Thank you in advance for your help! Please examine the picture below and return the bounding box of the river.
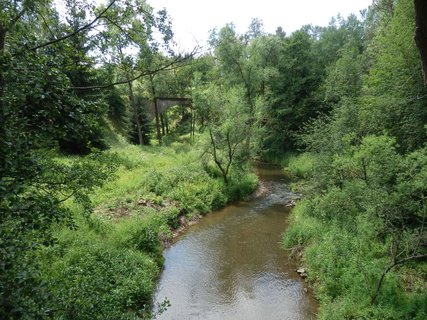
[152,164,317,319]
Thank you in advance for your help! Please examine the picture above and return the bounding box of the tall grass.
[40,133,258,319]
[286,153,314,178]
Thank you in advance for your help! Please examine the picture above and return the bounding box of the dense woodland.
[1,0,426,319]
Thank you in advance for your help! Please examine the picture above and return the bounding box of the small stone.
[137,199,147,205]
[297,267,305,274]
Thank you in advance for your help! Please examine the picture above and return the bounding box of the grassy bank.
[39,135,258,319]
[282,151,427,319]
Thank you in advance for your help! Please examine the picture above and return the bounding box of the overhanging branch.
[13,0,117,56]
[70,51,196,90]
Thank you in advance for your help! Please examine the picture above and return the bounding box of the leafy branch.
[12,0,117,56]
[69,50,197,90]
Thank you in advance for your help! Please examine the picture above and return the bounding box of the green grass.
[261,151,314,179]
[282,180,427,320]
[40,132,258,319]
[286,152,314,178]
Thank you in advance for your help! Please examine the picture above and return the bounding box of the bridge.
[145,97,192,121]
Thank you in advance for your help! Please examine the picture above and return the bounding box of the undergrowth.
[39,133,258,319]
[282,146,427,319]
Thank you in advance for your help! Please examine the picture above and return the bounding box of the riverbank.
[38,137,258,319]
[282,152,427,320]
[153,164,317,319]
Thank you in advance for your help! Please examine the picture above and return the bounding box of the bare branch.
[371,253,427,304]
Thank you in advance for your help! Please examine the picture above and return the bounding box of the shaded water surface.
[153,164,317,319]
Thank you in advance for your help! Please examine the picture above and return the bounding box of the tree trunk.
[0,24,7,170]
[191,107,195,143]
[0,24,6,104]
[415,0,427,85]
[209,128,229,184]
[149,74,162,145]
[153,99,162,144]
[160,113,165,135]
[127,82,143,145]
[165,111,169,134]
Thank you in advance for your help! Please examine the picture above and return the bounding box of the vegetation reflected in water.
[153,165,317,320]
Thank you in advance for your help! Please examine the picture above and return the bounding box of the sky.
[55,0,374,53]
[150,0,373,51]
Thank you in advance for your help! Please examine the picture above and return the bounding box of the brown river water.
[153,164,318,320]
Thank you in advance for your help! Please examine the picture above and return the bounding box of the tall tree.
[361,0,427,151]
[414,0,427,84]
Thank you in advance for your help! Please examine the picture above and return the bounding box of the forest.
[1,0,426,319]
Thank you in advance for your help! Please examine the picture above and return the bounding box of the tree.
[193,81,250,183]
[414,0,427,84]
[261,28,323,152]
[361,0,427,151]
[0,0,168,316]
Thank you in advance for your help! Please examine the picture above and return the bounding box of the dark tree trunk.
[165,111,169,134]
[148,75,161,144]
[415,0,427,85]
[0,24,6,108]
[160,113,165,135]
[127,82,143,145]
[191,107,195,142]
[0,24,7,170]
[154,98,161,144]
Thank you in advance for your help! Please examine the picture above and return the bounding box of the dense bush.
[286,153,314,178]
[30,138,258,320]
[44,241,159,320]
[283,135,427,319]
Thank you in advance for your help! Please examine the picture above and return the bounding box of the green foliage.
[142,161,245,215]
[106,86,128,132]
[113,216,163,257]
[360,0,427,151]
[4,0,427,318]
[323,45,363,107]
[192,71,254,184]
[281,200,321,248]
[287,153,315,178]
[32,135,258,320]
[127,95,152,146]
[285,7,427,303]
[43,226,160,320]
[284,133,427,318]
[0,151,117,318]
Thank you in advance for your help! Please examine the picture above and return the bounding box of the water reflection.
[153,165,317,320]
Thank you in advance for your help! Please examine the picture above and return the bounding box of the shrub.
[282,200,321,248]
[45,243,159,320]
[287,153,315,178]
